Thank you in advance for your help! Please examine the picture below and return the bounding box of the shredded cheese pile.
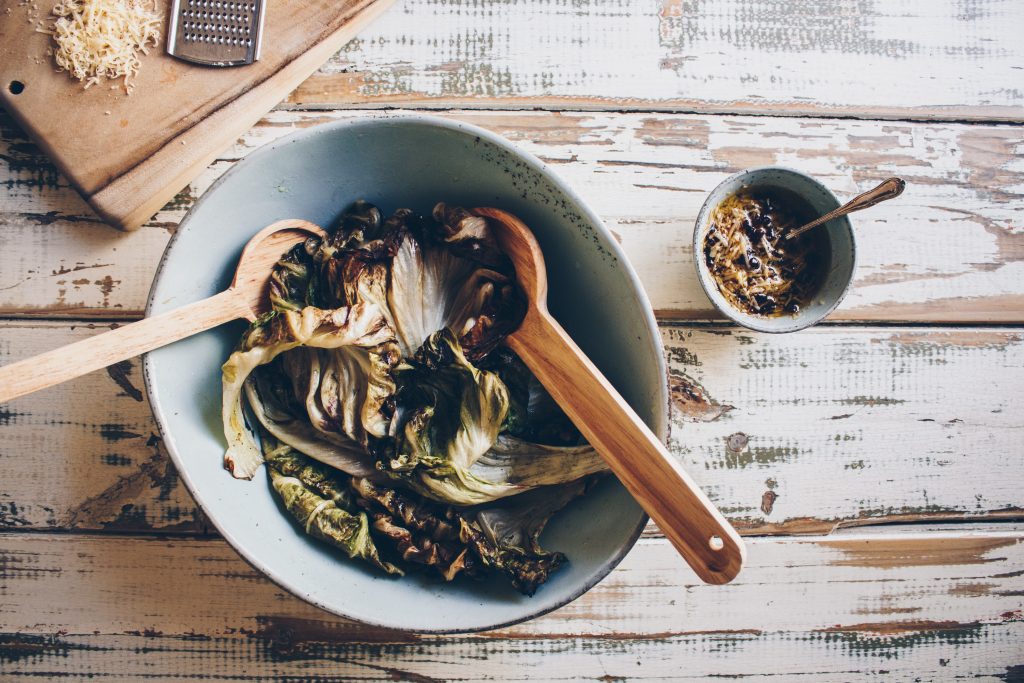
[703,192,825,317]
[46,0,161,94]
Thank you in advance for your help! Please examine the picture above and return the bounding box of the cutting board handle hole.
[8,81,24,95]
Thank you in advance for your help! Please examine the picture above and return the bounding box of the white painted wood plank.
[0,530,1021,680]
[1,322,1020,533]
[3,529,1021,636]
[1,110,1022,322]
[664,326,1024,533]
[287,0,1024,121]
[2,627,1021,682]
[0,323,204,532]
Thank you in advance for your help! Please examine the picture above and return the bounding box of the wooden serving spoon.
[474,208,746,584]
[0,219,325,404]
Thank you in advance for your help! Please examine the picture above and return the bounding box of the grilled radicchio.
[221,202,606,594]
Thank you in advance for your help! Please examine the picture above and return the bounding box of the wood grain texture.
[4,629,1021,681]
[0,0,394,230]
[0,323,203,532]
[664,326,1024,534]
[1,2,1019,677]
[0,529,1021,680]
[2,109,1021,321]
[2,322,1021,535]
[285,0,1024,121]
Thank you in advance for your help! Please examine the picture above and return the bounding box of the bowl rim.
[692,165,857,333]
[142,112,668,633]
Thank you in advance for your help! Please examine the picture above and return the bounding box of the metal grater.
[166,0,266,67]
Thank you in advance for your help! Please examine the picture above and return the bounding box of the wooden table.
[1,1,1022,680]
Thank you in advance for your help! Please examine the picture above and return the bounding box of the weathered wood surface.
[5,629,1021,681]
[2,110,1023,322]
[1,529,1021,680]
[2,321,1021,535]
[284,0,1024,122]
[2,1,1022,676]
[0,322,202,533]
[665,325,1024,534]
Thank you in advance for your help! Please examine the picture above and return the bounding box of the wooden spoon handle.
[0,289,249,404]
[508,309,746,584]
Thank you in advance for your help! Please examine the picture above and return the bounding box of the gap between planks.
[277,98,1024,126]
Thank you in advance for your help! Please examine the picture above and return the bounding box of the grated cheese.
[44,0,161,94]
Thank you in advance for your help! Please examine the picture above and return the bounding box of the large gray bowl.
[144,115,667,633]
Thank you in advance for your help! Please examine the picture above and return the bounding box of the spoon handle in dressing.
[507,309,746,584]
[786,177,905,240]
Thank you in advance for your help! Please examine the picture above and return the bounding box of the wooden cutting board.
[0,0,393,231]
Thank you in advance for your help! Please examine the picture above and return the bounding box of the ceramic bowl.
[693,166,857,333]
[144,114,667,633]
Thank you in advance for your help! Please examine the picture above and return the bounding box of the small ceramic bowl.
[693,167,857,333]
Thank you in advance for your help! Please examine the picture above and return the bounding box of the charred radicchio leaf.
[265,438,400,576]
[224,201,607,595]
[221,303,392,479]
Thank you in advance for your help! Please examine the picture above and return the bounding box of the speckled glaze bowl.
[144,115,667,633]
[693,166,857,333]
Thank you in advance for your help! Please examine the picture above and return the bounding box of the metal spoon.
[0,219,325,403]
[475,207,745,584]
[785,177,905,240]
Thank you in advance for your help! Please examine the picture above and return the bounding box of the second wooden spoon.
[474,207,746,584]
[0,219,325,404]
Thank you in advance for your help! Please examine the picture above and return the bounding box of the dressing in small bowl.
[694,167,857,333]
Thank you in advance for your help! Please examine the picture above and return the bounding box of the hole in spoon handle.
[657,494,745,584]
[508,312,746,584]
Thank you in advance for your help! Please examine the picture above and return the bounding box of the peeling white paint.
[322,0,1024,116]
[1,110,1020,320]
